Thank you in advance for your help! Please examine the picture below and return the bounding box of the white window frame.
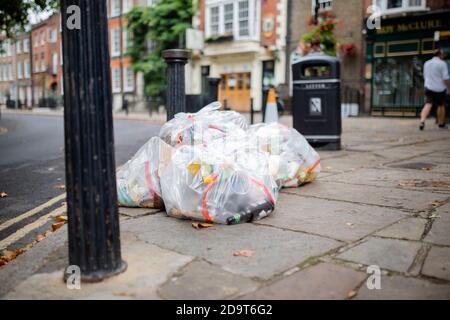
[112,68,121,93]
[111,28,121,57]
[111,0,121,17]
[40,31,45,45]
[123,0,134,13]
[17,61,23,79]
[23,39,30,53]
[48,28,57,43]
[205,0,260,41]
[375,0,427,15]
[123,66,134,92]
[52,53,58,75]
[16,41,22,54]
[24,59,30,78]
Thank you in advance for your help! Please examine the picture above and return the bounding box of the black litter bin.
[292,53,341,150]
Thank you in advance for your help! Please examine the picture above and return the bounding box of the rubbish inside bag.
[116,137,173,209]
[117,102,321,224]
[160,144,278,224]
[247,123,321,188]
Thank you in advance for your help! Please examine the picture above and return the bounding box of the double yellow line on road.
[0,193,66,251]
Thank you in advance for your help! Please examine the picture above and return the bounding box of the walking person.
[420,49,450,130]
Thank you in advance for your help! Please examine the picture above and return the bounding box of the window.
[124,67,134,92]
[111,0,121,17]
[34,55,39,72]
[205,0,259,40]
[224,3,234,34]
[23,39,29,53]
[111,28,121,57]
[1,41,11,56]
[238,1,249,37]
[16,41,22,54]
[48,29,57,43]
[24,59,30,78]
[18,61,23,79]
[123,0,133,13]
[123,30,131,52]
[41,52,46,72]
[52,53,58,75]
[375,0,426,14]
[33,34,38,48]
[209,6,220,36]
[40,31,45,45]
[112,68,121,93]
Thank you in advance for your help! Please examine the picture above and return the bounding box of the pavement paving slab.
[256,193,405,242]
[241,262,367,300]
[422,246,450,281]
[158,260,259,300]
[424,203,450,246]
[355,275,450,300]
[322,167,450,194]
[121,214,342,280]
[375,218,427,241]
[336,237,422,273]
[4,231,194,299]
[283,180,447,213]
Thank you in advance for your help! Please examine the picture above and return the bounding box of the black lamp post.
[61,0,127,282]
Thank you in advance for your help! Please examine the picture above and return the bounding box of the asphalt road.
[0,113,161,250]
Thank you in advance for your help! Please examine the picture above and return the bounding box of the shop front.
[366,10,450,116]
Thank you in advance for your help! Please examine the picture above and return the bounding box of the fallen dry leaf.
[55,215,68,223]
[347,290,357,299]
[53,184,66,190]
[192,222,214,229]
[52,222,65,231]
[233,250,254,257]
[36,234,45,242]
[0,192,8,198]
[431,200,444,208]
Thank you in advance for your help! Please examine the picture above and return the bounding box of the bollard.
[207,77,221,104]
[250,98,254,124]
[61,0,126,282]
[162,49,190,120]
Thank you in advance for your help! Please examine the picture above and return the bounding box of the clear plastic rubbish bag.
[116,137,173,209]
[160,144,278,224]
[159,102,248,147]
[247,123,321,188]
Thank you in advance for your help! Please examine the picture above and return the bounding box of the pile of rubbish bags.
[116,102,321,225]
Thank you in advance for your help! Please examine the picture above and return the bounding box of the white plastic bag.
[159,102,248,147]
[116,137,173,208]
[248,123,321,188]
[160,144,278,224]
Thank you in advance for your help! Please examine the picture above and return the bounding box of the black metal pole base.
[63,261,127,283]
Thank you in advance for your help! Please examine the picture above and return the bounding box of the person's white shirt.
[424,56,450,93]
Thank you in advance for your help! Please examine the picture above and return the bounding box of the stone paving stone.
[241,262,367,300]
[322,167,450,194]
[336,237,421,273]
[422,246,450,281]
[389,159,450,175]
[283,180,448,212]
[373,142,444,162]
[158,260,259,300]
[355,275,450,300]
[256,193,405,242]
[121,215,341,280]
[118,207,162,218]
[425,204,450,246]
[375,218,427,241]
[320,153,387,173]
[4,232,193,299]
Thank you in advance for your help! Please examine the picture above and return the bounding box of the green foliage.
[126,0,194,97]
[300,12,338,56]
[0,0,58,40]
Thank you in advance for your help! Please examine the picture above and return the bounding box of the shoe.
[438,124,448,129]
[419,122,425,131]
